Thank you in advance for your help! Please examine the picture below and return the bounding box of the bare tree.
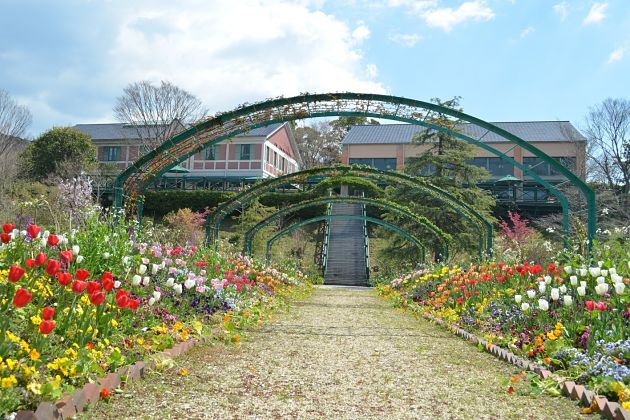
[113,80,207,151]
[294,121,340,169]
[583,98,630,213]
[0,89,32,187]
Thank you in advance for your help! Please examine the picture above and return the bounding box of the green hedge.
[143,190,235,218]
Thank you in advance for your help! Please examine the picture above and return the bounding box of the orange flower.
[100,387,111,399]
[543,357,551,364]
[510,374,520,383]
[507,386,515,394]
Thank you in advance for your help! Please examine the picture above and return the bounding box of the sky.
[1,0,629,137]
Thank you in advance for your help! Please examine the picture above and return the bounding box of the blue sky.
[1,0,628,137]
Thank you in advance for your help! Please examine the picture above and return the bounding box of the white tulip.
[72,245,80,255]
[538,283,547,294]
[148,297,156,306]
[596,276,605,285]
[559,285,567,294]
[564,266,573,275]
[544,275,552,284]
[538,299,549,311]
[76,255,84,264]
[580,281,587,288]
[152,264,159,274]
[153,291,161,301]
[132,275,142,286]
[595,283,609,296]
[551,288,560,301]
[589,267,601,277]
[122,256,130,266]
[614,283,625,295]
[578,268,588,277]
[609,268,617,275]
[601,269,608,277]
[514,295,522,304]
[40,238,47,247]
[521,302,530,311]
[577,286,586,296]
[138,264,147,275]
[114,281,121,288]
[597,261,604,268]
[611,274,623,284]
[570,275,578,286]
[527,289,536,299]
[142,276,150,286]
[184,279,195,289]
[43,230,50,238]
[166,277,175,288]
[173,284,183,294]
[563,295,573,306]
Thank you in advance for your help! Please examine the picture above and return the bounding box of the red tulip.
[2,223,14,234]
[60,250,73,263]
[45,259,61,276]
[0,233,10,243]
[595,302,607,311]
[87,281,101,294]
[128,298,141,310]
[35,253,47,267]
[8,265,26,283]
[103,276,115,292]
[47,234,59,246]
[56,272,73,286]
[116,293,129,309]
[71,280,86,294]
[39,320,55,335]
[585,300,595,311]
[89,291,105,306]
[13,288,32,307]
[456,297,464,304]
[25,259,36,268]
[26,224,41,239]
[42,307,55,320]
[75,269,90,281]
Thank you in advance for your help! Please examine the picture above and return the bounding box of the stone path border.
[14,338,200,420]
[419,311,630,420]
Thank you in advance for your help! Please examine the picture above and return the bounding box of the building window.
[103,146,121,162]
[523,156,575,177]
[204,145,218,160]
[349,158,397,171]
[234,144,251,160]
[266,146,271,163]
[468,157,514,177]
[273,151,278,167]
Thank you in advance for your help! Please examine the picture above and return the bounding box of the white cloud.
[386,0,494,32]
[607,47,624,64]
[520,26,534,38]
[107,0,385,117]
[389,33,422,47]
[553,2,569,21]
[583,2,608,25]
[365,63,378,78]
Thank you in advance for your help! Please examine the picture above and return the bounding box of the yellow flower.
[110,319,118,327]
[180,330,190,340]
[29,349,40,361]
[6,359,18,370]
[1,376,17,389]
[20,340,30,353]
[173,321,183,332]
[31,315,42,326]
[27,382,42,395]
[546,331,557,340]
[179,368,188,376]
[64,348,78,359]
[137,338,145,345]
[6,331,21,343]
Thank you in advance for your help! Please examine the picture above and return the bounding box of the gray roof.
[341,121,586,144]
[73,122,284,141]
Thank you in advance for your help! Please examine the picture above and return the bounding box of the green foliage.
[19,127,97,180]
[143,190,234,218]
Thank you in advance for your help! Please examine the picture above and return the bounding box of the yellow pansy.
[29,349,40,361]
[27,382,42,395]
[6,359,18,370]
[30,315,42,326]
[1,376,17,389]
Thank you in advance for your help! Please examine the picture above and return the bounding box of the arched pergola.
[207,165,491,255]
[264,215,434,264]
[243,195,452,257]
[113,93,595,252]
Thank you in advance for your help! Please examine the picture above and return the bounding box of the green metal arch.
[243,196,452,256]
[264,214,433,264]
[114,92,595,250]
[207,165,491,256]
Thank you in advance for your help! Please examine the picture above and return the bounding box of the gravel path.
[85,287,585,419]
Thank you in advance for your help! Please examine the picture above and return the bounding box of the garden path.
[85,287,585,419]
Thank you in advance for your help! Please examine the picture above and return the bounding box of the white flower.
[614,283,625,295]
[153,291,161,301]
[103,252,111,259]
[142,257,150,265]
[514,295,522,304]
[595,283,609,296]
[611,274,623,284]
[564,266,573,275]
[609,268,617,275]
[596,276,605,285]
[538,299,549,311]
[527,289,536,299]
[122,256,131,266]
[114,281,121,288]
[563,295,573,306]
[184,279,195,289]
[142,276,150,286]
[589,267,601,277]
[138,264,148,275]
[559,285,567,294]
[152,264,159,275]
[148,297,156,306]
[173,284,183,294]
[580,281,587,288]
[546,227,555,233]
[538,283,547,294]
[601,269,608,277]
[601,207,609,215]
[570,276,578,286]
[551,288,560,301]
[40,238,47,247]
[72,245,80,255]
[166,277,175,288]
[544,275,552,284]
[597,261,604,268]
[577,286,586,296]
[578,268,588,277]
[76,255,84,264]
[521,302,530,311]
[132,275,142,286]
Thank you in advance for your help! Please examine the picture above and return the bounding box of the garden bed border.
[420,311,630,420]
[13,338,200,420]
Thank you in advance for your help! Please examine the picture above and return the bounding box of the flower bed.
[378,260,630,412]
[0,213,311,416]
